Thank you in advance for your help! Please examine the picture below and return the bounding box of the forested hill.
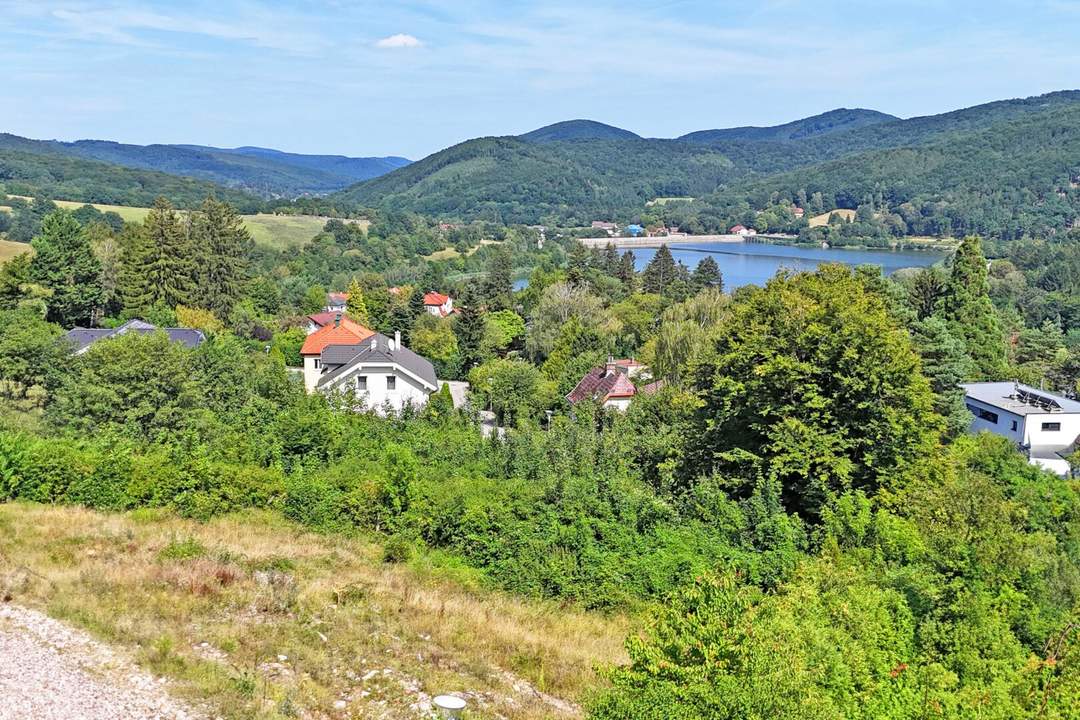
[329,90,1080,230]
[0,146,263,211]
[0,133,410,198]
[677,108,897,144]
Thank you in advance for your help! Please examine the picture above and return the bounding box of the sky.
[3,1,1080,159]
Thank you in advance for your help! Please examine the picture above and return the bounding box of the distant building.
[591,221,618,235]
[567,358,661,412]
[793,207,805,219]
[423,292,455,317]
[730,224,757,237]
[305,311,370,336]
[962,382,1080,476]
[325,292,349,313]
[64,319,205,355]
[625,224,644,237]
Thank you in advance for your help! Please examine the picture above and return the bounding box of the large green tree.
[942,235,1006,378]
[190,196,251,319]
[29,210,104,327]
[121,197,195,314]
[685,265,941,517]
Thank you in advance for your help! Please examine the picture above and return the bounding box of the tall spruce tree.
[691,256,723,292]
[642,244,679,296]
[454,288,487,372]
[941,236,1006,379]
[121,197,195,314]
[191,196,250,320]
[29,209,103,327]
[617,250,637,291]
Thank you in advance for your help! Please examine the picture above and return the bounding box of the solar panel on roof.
[1017,388,1062,411]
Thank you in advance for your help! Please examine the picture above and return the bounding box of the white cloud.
[374,33,423,49]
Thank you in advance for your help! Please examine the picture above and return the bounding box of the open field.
[0,239,31,263]
[6,197,368,250]
[808,208,857,227]
[424,238,502,262]
[645,196,694,206]
[0,502,628,720]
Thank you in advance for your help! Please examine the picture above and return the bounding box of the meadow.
[0,238,31,263]
[0,502,627,720]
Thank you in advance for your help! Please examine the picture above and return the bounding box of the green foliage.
[943,236,1007,378]
[190,196,251,320]
[121,197,195,314]
[685,265,941,517]
[29,210,104,327]
[0,308,66,399]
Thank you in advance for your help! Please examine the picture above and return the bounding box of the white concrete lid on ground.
[433,694,467,717]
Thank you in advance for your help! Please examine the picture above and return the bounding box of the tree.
[481,309,526,356]
[121,197,194,314]
[485,244,514,308]
[29,210,103,327]
[410,313,459,377]
[453,289,487,372]
[685,265,941,517]
[942,236,1006,378]
[906,267,947,320]
[616,250,637,291]
[910,317,973,438]
[691,256,723,292]
[345,278,370,325]
[641,245,688,298]
[190,196,250,319]
[468,358,546,425]
[0,308,66,400]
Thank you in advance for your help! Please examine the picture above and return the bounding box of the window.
[1011,420,1018,431]
[313,359,321,369]
[357,376,367,391]
[966,404,998,424]
[1042,422,1062,432]
[386,375,396,390]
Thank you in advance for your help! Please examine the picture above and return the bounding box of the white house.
[325,292,349,313]
[304,328,439,414]
[729,224,757,237]
[423,292,455,317]
[64,319,205,355]
[962,382,1080,476]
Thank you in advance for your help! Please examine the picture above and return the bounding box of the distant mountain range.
[0,134,410,198]
[327,91,1080,233]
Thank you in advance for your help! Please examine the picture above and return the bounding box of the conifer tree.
[121,197,194,314]
[191,196,250,320]
[345,278,370,325]
[642,244,681,296]
[454,287,487,372]
[941,236,1006,379]
[691,256,723,292]
[29,209,103,327]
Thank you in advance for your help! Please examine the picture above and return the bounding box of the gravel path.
[0,605,202,720]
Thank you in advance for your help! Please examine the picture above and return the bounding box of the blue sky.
[3,1,1080,159]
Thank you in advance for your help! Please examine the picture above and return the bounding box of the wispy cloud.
[374,33,423,48]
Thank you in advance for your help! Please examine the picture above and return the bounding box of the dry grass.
[807,209,857,227]
[0,503,628,720]
[0,239,31,263]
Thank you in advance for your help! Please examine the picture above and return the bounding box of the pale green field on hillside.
[6,196,367,250]
[0,239,31,263]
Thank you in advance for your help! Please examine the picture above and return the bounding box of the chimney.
[370,336,377,351]
[394,330,401,351]
[334,313,341,328]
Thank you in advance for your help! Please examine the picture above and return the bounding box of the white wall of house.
[322,363,433,414]
[965,398,1025,443]
[603,396,632,412]
[1024,412,1080,450]
[302,356,323,392]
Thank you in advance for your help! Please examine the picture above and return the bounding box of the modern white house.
[962,382,1080,476]
[301,319,439,413]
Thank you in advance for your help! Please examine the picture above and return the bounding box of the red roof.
[423,292,450,306]
[730,224,747,233]
[567,366,639,404]
[301,317,374,356]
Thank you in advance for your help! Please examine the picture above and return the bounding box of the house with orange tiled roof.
[423,291,455,317]
[300,313,375,390]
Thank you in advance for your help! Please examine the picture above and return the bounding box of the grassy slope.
[0,503,627,720]
[0,238,30,263]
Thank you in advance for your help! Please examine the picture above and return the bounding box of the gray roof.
[317,333,438,390]
[962,382,1080,416]
[64,319,206,354]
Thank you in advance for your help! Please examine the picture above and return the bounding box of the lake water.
[631,241,948,288]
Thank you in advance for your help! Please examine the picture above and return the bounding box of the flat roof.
[962,382,1080,416]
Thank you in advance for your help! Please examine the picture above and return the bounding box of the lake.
[631,241,948,288]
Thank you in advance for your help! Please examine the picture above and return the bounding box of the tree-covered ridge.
[520,119,642,143]
[330,136,734,224]
[0,133,410,199]
[0,146,263,212]
[331,90,1080,230]
[677,107,898,144]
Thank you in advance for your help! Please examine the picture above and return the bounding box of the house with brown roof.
[566,359,661,412]
[325,292,349,313]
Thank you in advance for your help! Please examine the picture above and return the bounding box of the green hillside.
[0,147,263,211]
[0,134,409,198]
[330,90,1080,232]
[521,119,641,142]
